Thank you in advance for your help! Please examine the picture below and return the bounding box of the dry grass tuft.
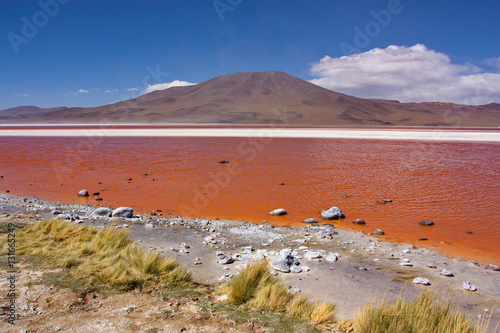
[354,291,483,333]
[220,261,336,326]
[9,219,191,290]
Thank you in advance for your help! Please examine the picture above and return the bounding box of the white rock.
[144,223,154,228]
[269,208,287,216]
[399,262,413,267]
[440,269,454,277]
[111,207,134,218]
[290,265,302,274]
[413,277,431,285]
[305,251,322,259]
[301,266,311,272]
[326,253,338,262]
[427,263,437,269]
[402,249,412,254]
[463,281,477,291]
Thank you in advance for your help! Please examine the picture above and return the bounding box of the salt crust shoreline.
[1,193,499,327]
[0,127,500,142]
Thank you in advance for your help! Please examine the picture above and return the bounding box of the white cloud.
[13,93,28,97]
[309,44,500,105]
[484,57,500,72]
[143,80,197,95]
[77,89,89,94]
[126,87,139,91]
[105,89,118,94]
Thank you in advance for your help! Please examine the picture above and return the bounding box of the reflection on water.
[0,136,499,263]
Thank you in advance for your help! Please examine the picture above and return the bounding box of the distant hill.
[1,72,499,126]
[0,106,67,119]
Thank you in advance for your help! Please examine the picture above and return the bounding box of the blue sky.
[0,0,499,110]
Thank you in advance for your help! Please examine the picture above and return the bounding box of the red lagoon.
[0,136,499,263]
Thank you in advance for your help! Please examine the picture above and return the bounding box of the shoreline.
[1,127,500,142]
[1,193,499,327]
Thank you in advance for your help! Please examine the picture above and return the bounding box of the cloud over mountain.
[143,80,197,94]
[309,44,500,105]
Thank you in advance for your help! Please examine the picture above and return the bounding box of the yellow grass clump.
[219,261,336,325]
[354,291,483,333]
[11,219,191,290]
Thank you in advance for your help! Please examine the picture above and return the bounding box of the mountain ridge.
[1,71,499,127]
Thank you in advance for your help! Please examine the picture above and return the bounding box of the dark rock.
[127,178,132,181]
[150,211,156,216]
[465,231,474,234]
[218,160,229,164]
[77,189,89,197]
[376,200,386,204]
[278,183,285,185]
[270,208,287,216]
[419,220,434,226]
[418,237,428,241]
[320,207,345,220]
[372,229,385,235]
[340,194,350,198]
[96,198,103,201]
[352,219,366,225]
[51,209,63,215]
[485,264,500,271]
[92,192,100,196]
[302,218,318,224]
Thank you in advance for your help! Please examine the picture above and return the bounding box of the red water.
[1,136,499,264]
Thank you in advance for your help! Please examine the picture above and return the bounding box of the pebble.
[302,218,319,224]
[290,265,302,274]
[372,229,385,235]
[77,189,89,197]
[301,266,310,272]
[427,263,437,269]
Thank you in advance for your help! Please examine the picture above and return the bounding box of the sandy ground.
[1,194,499,332]
[0,127,499,142]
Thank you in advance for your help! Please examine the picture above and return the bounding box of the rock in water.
[463,281,477,291]
[302,218,318,224]
[92,207,113,217]
[419,220,434,226]
[440,269,454,277]
[77,189,89,197]
[269,208,287,216]
[372,229,385,235]
[320,207,345,220]
[111,207,134,218]
[352,219,366,225]
[413,277,431,285]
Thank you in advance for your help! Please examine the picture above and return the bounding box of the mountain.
[1,72,499,126]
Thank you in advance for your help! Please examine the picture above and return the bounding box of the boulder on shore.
[111,207,134,218]
[92,207,113,217]
[320,207,345,220]
[372,229,385,235]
